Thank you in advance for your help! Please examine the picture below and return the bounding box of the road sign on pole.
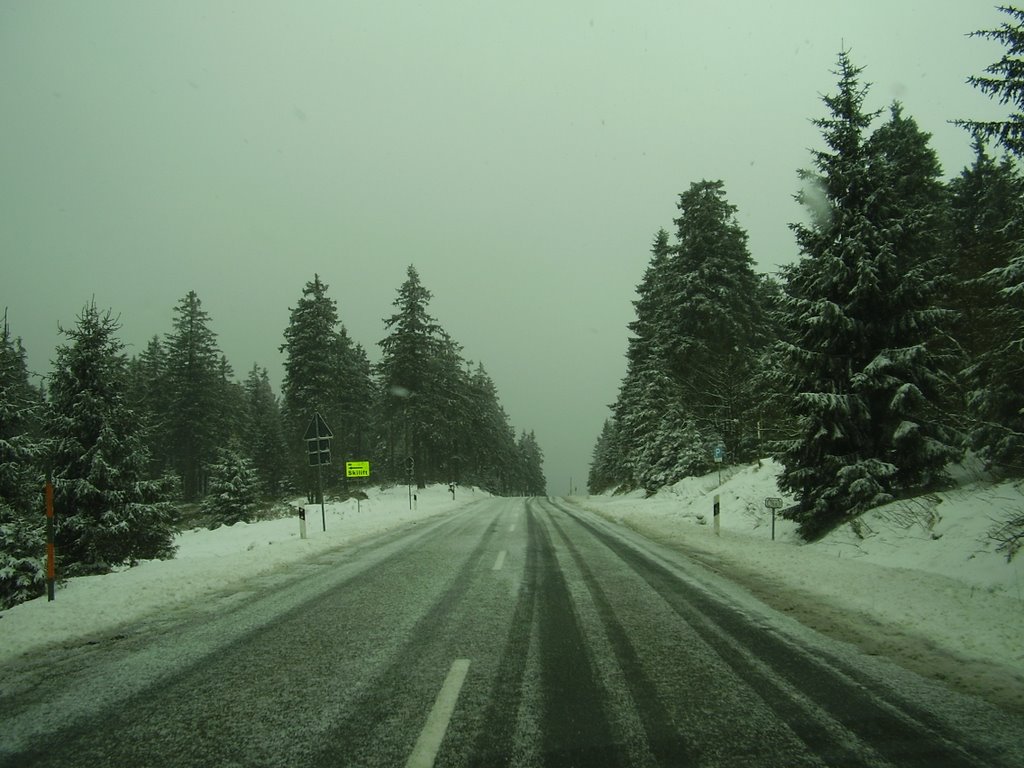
[765,497,784,541]
[303,412,333,530]
[346,461,370,478]
[304,413,333,467]
[406,456,414,509]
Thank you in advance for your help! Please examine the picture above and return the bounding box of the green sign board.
[346,461,370,478]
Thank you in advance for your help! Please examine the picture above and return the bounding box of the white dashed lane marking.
[405,658,471,768]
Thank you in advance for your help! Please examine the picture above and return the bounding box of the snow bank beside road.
[0,484,486,665]
[575,460,1024,712]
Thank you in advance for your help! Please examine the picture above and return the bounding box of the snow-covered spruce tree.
[949,140,1024,473]
[421,333,470,486]
[280,275,368,498]
[948,140,1024,365]
[516,430,546,496]
[164,291,223,501]
[460,363,520,494]
[48,302,176,574]
[956,9,1024,475]
[610,230,681,490]
[377,265,454,486]
[200,447,260,527]
[955,5,1024,157]
[778,52,960,538]
[337,339,376,470]
[242,365,288,497]
[666,180,768,464]
[864,101,963,489]
[587,419,620,494]
[0,316,47,608]
[126,335,171,478]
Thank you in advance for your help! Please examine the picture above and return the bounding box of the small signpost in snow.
[406,456,415,510]
[764,496,784,541]
[346,461,370,513]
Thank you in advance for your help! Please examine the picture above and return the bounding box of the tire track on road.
[528,499,626,768]
[553,501,1008,768]
[310,513,505,767]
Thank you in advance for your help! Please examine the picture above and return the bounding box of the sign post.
[45,479,55,602]
[304,412,333,532]
[764,496,784,541]
[406,456,414,510]
[346,462,370,513]
[714,443,724,487]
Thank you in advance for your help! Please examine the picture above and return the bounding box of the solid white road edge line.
[405,658,472,768]
[493,550,507,570]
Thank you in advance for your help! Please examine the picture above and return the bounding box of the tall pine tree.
[48,302,176,574]
[377,266,454,486]
[778,52,959,538]
[667,180,767,462]
[957,9,1024,474]
[242,365,288,496]
[280,275,350,498]
[164,291,223,501]
[0,314,46,607]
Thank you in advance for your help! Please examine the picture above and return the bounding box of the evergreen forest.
[590,10,1024,542]
[0,266,545,608]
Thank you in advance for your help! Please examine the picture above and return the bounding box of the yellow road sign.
[346,461,370,478]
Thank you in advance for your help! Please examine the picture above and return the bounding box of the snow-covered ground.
[574,458,1024,713]
[0,484,489,666]
[3,464,1022,712]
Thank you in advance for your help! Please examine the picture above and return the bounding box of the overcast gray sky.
[1,1,1010,493]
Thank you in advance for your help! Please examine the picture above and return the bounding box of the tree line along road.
[1,497,1022,767]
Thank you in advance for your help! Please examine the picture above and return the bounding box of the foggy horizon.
[2,1,1010,492]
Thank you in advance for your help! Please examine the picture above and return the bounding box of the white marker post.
[298,506,307,540]
[713,494,720,536]
[764,497,784,540]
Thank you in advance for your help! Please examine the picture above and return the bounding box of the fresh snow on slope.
[0,484,487,665]
[574,458,1024,713]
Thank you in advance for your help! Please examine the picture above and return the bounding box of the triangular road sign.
[304,412,334,441]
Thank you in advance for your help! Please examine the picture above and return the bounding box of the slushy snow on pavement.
[2,465,1022,712]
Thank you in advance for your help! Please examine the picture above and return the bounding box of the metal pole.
[317,459,325,532]
[45,479,55,602]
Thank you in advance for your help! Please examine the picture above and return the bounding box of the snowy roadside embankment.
[0,484,487,665]
[574,460,1024,712]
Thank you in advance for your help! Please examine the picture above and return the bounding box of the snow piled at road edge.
[0,484,487,665]
[572,459,1024,712]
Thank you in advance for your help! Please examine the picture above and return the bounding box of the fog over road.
[2,497,1021,767]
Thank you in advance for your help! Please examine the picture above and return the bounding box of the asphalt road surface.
[2,497,1022,767]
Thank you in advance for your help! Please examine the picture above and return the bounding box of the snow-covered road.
[2,496,1021,767]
